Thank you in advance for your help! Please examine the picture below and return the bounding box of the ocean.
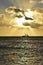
[0,36,43,65]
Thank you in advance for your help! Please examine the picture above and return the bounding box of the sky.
[0,0,43,36]
[0,0,43,12]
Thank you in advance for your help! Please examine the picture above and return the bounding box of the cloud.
[30,22,43,28]
[39,0,43,4]
[33,9,43,24]
[5,6,43,28]
[23,22,43,28]
[9,0,36,8]
[5,6,24,18]
[28,0,36,8]
[0,14,13,27]
[5,6,43,15]
[5,6,16,17]
[32,8,43,13]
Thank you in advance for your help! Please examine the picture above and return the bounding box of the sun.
[16,17,25,26]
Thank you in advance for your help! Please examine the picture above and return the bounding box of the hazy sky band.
[0,0,43,9]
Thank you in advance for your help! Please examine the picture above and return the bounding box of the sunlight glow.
[25,9,34,18]
[16,17,25,26]
[15,10,33,27]
[15,18,33,27]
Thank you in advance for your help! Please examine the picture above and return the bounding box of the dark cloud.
[23,22,30,26]
[25,16,33,20]
[5,6,24,17]
[30,22,43,28]
[16,15,23,18]
[23,22,43,28]
[14,8,24,13]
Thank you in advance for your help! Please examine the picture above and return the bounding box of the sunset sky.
[0,0,43,36]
